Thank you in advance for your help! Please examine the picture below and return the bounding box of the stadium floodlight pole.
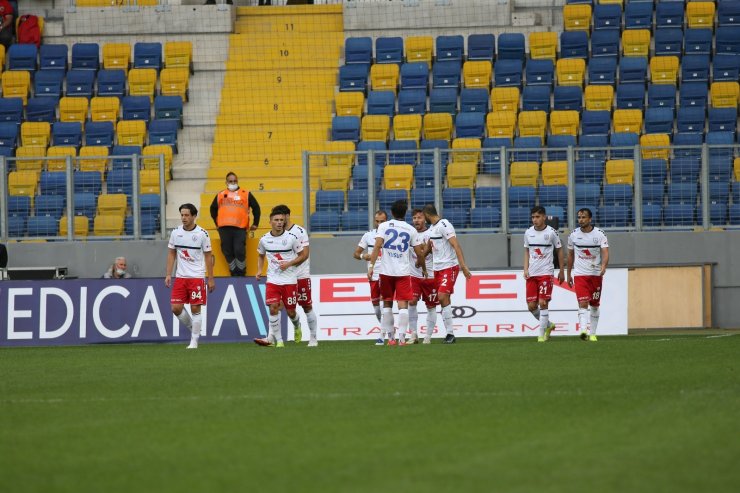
[566,145,575,231]
[433,146,442,214]
[66,155,74,241]
[634,144,643,232]
[302,151,311,232]
[700,143,710,230]
[131,154,140,240]
[367,149,375,227]
[500,146,509,234]
[0,155,7,242]
[158,153,166,240]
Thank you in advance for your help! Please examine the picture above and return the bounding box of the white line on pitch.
[706,334,736,339]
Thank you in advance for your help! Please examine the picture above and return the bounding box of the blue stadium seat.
[66,70,95,98]
[610,132,638,159]
[708,108,737,134]
[641,159,668,185]
[656,2,684,29]
[154,96,184,128]
[676,107,706,134]
[619,57,648,85]
[378,189,407,211]
[410,188,435,209]
[497,33,525,61]
[644,107,675,135]
[673,132,703,160]
[111,145,142,170]
[599,205,631,227]
[624,2,653,30]
[663,204,695,226]
[34,70,64,99]
[647,84,676,111]
[366,91,395,116]
[670,157,701,183]
[149,119,178,152]
[470,207,501,228]
[25,97,57,123]
[0,122,19,149]
[40,171,67,196]
[345,37,372,65]
[616,83,645,110]
[713,54,740,82]
[107,168,134,195]
[575,185,602,210]
[684,29,712,55]
[642,183,665,205]
[124,214,159,236]
[420,139,449,166]
[375,37,403,64]
[52,122,82,147]
[444,208,470,229]
[310,211,340,232]
[718,1,740,27]
[509,186,536,207]
[85,121,115,147]
[522,85,551,113]
[8,216,27,237]
[553,86,582,112]
[315,190,345,212]
[341,210,368,232]
[710,182,731,203]
[544,205,566,224]
[96,69,126,98]
[413,163,435,189]
[460,88,489,113]
[347,189,369,211]
[443,188,473,210]
[436,35,464,62]
[578,135,608,162]
[716,26,740,54]
[526,59,554,86]
[731,204,740,225]
[39,44,68,71]
[400,62,429,91]
[642,204,663,227]
[581,111,611,136]
[133,42,162,70]
[432,60,461,89]
[467,34,495,61]
[0,98,23,124]
[494,59,523,87]
[73,193,97,218]
[455,112,485,138]
[475,187,502,207]
[560,31,589,59]
[338,64,368,92]
[654,28,683,56]
[8,196,32,217]
[74,171,103,195]
[429,87,458,114]
[587,56,617,84]
[681,55,710,83]
[591,30,620,58]
[388,139,417,165]
[668,183,698,205]
[121,96,151,122]
[546,135,576,161]
[8,44,38,71]
[71,43,100,70]
[594,4,622,30]
[27,216,59,237]
[707,132,734,181]
[481,137,509,174]
[509,207,533,229]
[140,194,161,216]
[603,184,633,206]
[397,89,426,115]
[707,203,729,225]
[539,185,567,208]
[352,164,383,190]
[35,195,65,219]
[512,136,543,162]
[357,141,387,167]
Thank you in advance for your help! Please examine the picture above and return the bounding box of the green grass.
[2,334,740,493]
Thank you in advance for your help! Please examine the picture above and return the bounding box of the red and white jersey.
[359,229,383,281]
[375,219,421,277]
[168,225,212,278]
[409,227,433,278]
[287,223,310,279]
[428,218,459,271]
[524,225,562,277]
[257,230,303,285]
[568,227,609,276]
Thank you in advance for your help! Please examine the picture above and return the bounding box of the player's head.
[390,199,408,220]
[179,203,197,228]
[271,204,291,223]
[269,210,286,233]
[374,210,387,228]
[530,205,546,228]
[577,208,593,228]
[225,172,238,191]
[422,204,438,222]
[411,208,427,231]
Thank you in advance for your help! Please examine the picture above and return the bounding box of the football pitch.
[2,333,739,493]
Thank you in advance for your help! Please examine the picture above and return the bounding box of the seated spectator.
[0,0,14,50]
[103,257,132,279]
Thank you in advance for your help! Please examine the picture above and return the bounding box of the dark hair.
[272,204,291,215]
[422,204,437,216]
[269,210,285,219]
[577,207,593,218]
[226,172,237,180]
[390,199,408,219]
[375,210,388,220]
[531,205,546,215]
[179,203,198,216]
[411,208,424,216]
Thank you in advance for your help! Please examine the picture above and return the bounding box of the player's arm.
[523,248,530,279]
[280,247,307,270]
[367,236,383,280]
[353,244,368,261]
[165,248,176,287]
[448,236,472,279]
[204,250,216,292]
[556,246,565,283]
[256,252,265,281]
[600,247,609,277]
[412,244,428,277]
[210,195,219,224]
[567,247,575,286]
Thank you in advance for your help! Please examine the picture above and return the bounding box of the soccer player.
[523,205,565,342]
[353,210,388,345]
[567,207,609,342]
[368,200,426,346]
[165,203,216,350]
[408,208,437,344]
[271,204,318,347]
[421,204,472,344]
[253,211,307,348]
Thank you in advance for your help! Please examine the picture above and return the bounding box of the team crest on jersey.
[282,239,287,245]
[192,234,197,241]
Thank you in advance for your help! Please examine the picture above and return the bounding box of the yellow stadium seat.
[393,114,422,141]
[640,134,671,160]
[102,43,131,70]
[529,32,558,61]
[687,2,716,29]
[563,4,592,32]
[117,120,147,146]
[59,216,90,237]
[490,87,520,112]
[0,45,5,70]
[463,61,492,89]
[164,41,193,72]
[510,162,540,187]
[584,85,614,111]
[46,146,77,172]
[650,56,679,85]
[451,138,481,165]
[90,97,120,123]
[517,111,547,141]
[319,166,351,191]
[556,59,586,87]
[142,145,173,174]
[613,109,643,134]
[599,0,622,4]
[160,68,190,102]
[128,68,157,101]
[711,82,740,108]
[605,159,635,185]
[423,113,454,141]
[97,194,128,216]
[2,70,31,104]
[335,92,364,117]
[59,97,89,124]
[486,111,517,139]
[370,64,399,93]
[447,161,478,188]
[549,110,580,137]
[21,122,51,148]
[15,146,45,173]
[541,161,568,186]
[324,141,355,167]
[384,165,413,190]
[94,215,125,236]
[8,171,38,197]
[79,146,109,173]
[622,30,651,57]
[405,36,434,68]
[361,115,390,141]
[140,169,161,194]
[735,158,740,182]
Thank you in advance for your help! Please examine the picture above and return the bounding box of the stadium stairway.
[200,4,343,276]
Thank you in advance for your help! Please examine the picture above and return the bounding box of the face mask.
[227,183,239,192]
[116,269,127,276]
